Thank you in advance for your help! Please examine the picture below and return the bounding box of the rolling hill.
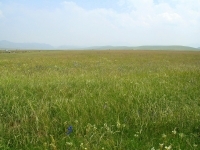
[0,40,199,51]
[0,40,54,50]
[86,45,199,51]
[133,45,198,51]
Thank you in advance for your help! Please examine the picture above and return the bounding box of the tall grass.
[0,50,200,149]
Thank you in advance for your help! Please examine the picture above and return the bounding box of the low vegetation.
[0,50,200,149]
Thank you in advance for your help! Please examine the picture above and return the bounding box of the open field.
[0,50,200,149]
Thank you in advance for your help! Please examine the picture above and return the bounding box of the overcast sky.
[0,0,199,47]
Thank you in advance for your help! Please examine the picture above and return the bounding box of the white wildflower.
[80,143,84,148]
[162,134,167,139]
[159,143,164,148]
[122,123,126,128]
[193,144,197,148]
[165,145,172,150]
[179,133,184,139]
[66,142,73,146]
[117,120,121,129]
[172,128,177,135]
[93,125,97,130]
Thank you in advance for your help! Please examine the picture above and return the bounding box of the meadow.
[0,50,200,150]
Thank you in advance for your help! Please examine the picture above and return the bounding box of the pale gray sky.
[0,0,199,47]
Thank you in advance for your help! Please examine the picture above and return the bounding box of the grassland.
[0,50,200,150]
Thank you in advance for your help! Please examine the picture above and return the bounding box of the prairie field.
[0,50,200,150]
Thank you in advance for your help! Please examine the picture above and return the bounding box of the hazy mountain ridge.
[0,40,54,49]
[86,45,199,51]
[0,40,199,51]
[133,45,199,50]
[86,46,133,50]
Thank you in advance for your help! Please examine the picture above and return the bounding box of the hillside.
[86,45,199,51]
[0,40,54,50]
[133,45,198,51]
[86,46,133,50]
[0,40,199,51]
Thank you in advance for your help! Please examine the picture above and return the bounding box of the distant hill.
[0,40,199,51]
[0,40,54,50]
[133,45,198,51]
[87,46,133,50]
[86,45,199,51]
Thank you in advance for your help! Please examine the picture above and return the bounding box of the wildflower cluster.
[151,127,198,150]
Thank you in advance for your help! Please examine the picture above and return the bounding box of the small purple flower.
[66,126,73,135]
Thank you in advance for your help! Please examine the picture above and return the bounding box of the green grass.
[0,50,200,149]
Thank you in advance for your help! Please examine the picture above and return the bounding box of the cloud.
[0,0,199,46]
[56,2,119,45]
[115,0,200,45]
[0,10,3,18]
[118,0,200,24]
[158,12,182,23]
